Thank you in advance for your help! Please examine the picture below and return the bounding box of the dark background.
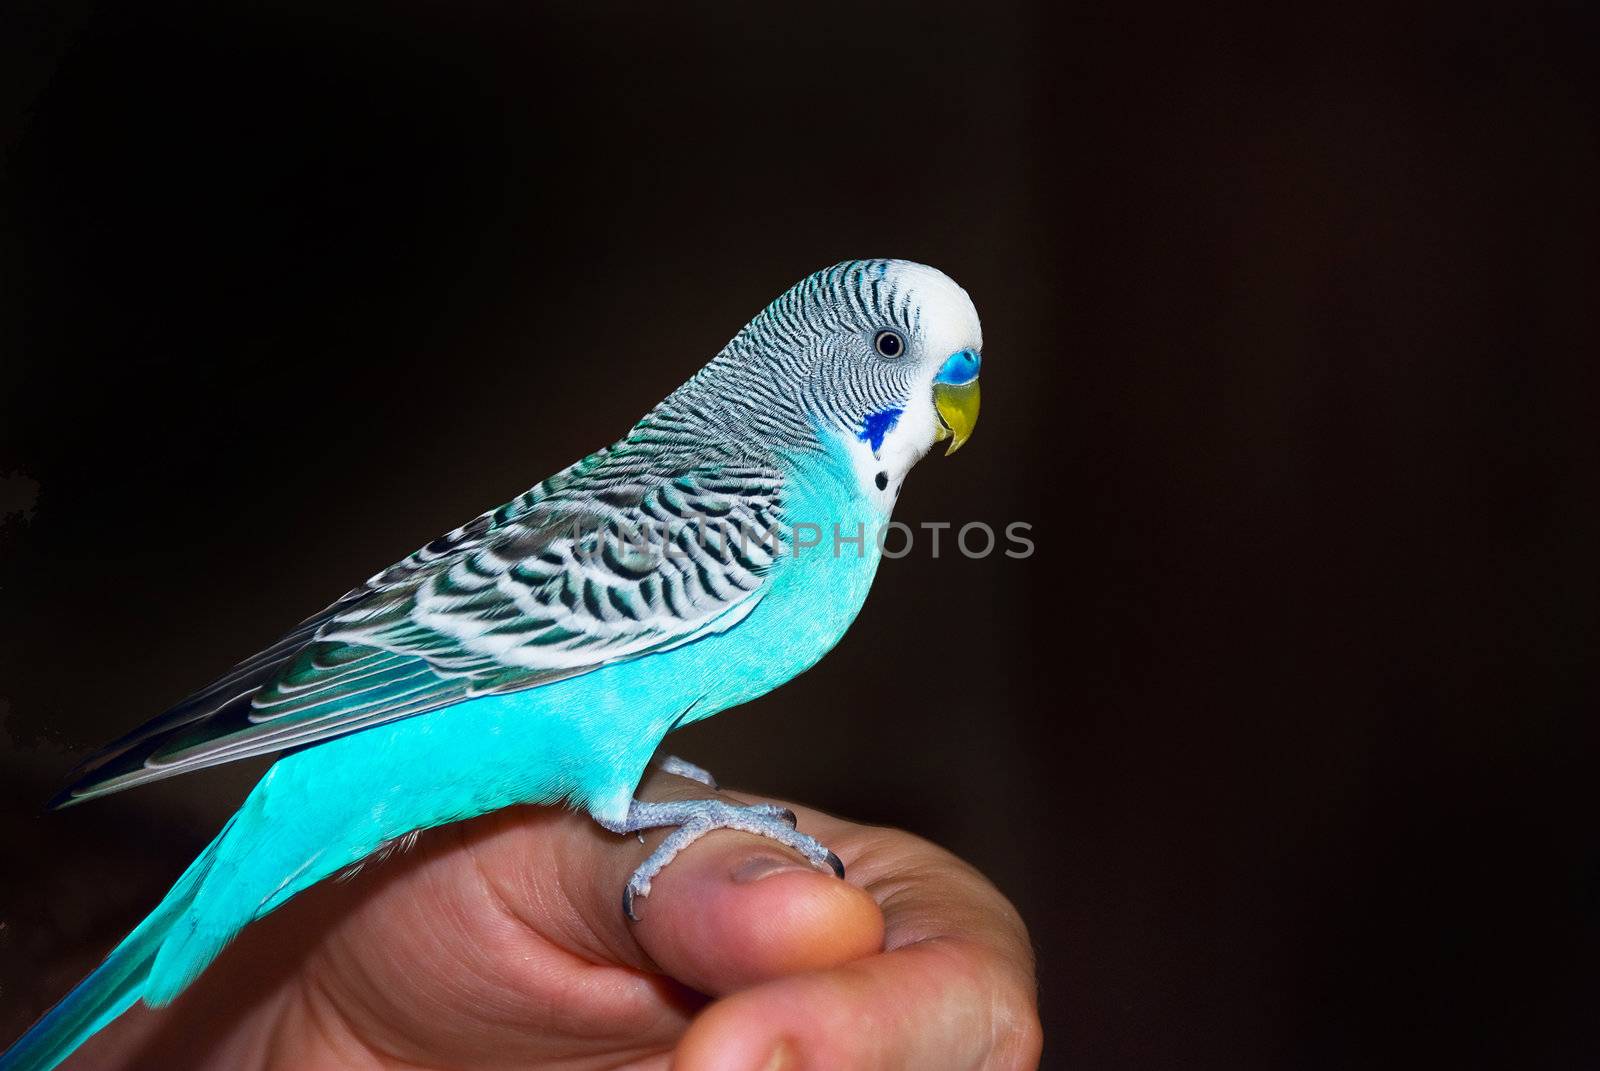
[3,1,1597,1066]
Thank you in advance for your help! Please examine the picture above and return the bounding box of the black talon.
[623,887,641,922]
[778,808,798,827]
[825,851,846,879]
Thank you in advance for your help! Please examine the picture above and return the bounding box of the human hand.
[70,768,1041,1069]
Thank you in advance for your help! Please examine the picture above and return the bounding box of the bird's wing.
[54,455,787,806]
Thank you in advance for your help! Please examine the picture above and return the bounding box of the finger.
[580,772,885,996]
[672,830,1042,1071]
[673,941,1035,1071]
[468,773,885,996]
[626,830,883,996]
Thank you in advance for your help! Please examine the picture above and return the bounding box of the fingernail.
[732,855,809,884]
[756,1038,796,1071]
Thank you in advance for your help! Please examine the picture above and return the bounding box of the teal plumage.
[2,259,983,1071]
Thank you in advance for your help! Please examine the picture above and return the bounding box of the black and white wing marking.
[53,461,786,806]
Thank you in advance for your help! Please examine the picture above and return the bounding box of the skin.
[61,769,1041,1070]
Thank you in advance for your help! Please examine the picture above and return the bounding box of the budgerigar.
[1,259,983,1071]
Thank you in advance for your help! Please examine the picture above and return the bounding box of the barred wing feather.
[53,457,785,807]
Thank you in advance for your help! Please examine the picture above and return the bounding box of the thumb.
[570,772,885,996]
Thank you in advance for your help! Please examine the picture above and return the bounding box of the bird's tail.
[0,828,222,1071]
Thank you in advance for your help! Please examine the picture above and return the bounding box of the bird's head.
[725,259,982,504]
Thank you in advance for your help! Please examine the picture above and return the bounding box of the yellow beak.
[933,379,980,455]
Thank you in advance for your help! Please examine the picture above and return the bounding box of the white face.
[834,263,983,511]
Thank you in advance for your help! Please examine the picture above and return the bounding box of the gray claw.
[657,755,719,789]
[608,797,845,922]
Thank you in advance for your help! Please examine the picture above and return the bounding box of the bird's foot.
[600,798,845,921]
[654,754,718,789]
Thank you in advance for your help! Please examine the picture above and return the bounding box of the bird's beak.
[932,349,981,455]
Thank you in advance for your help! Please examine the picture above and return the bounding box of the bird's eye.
[874,330,905,358]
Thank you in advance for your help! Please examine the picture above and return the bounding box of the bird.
[0,258,983,1071]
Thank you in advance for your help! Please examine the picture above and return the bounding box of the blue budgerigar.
[1,259,983,1071]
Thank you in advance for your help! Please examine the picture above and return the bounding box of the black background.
[3,2,1598,1066]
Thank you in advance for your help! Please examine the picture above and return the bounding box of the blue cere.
[935,349,981,386]
[859,407,903,453]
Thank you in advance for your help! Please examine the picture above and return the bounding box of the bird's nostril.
[936,349,981,385]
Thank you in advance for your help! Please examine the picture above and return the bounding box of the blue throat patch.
[859,407,904,454]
